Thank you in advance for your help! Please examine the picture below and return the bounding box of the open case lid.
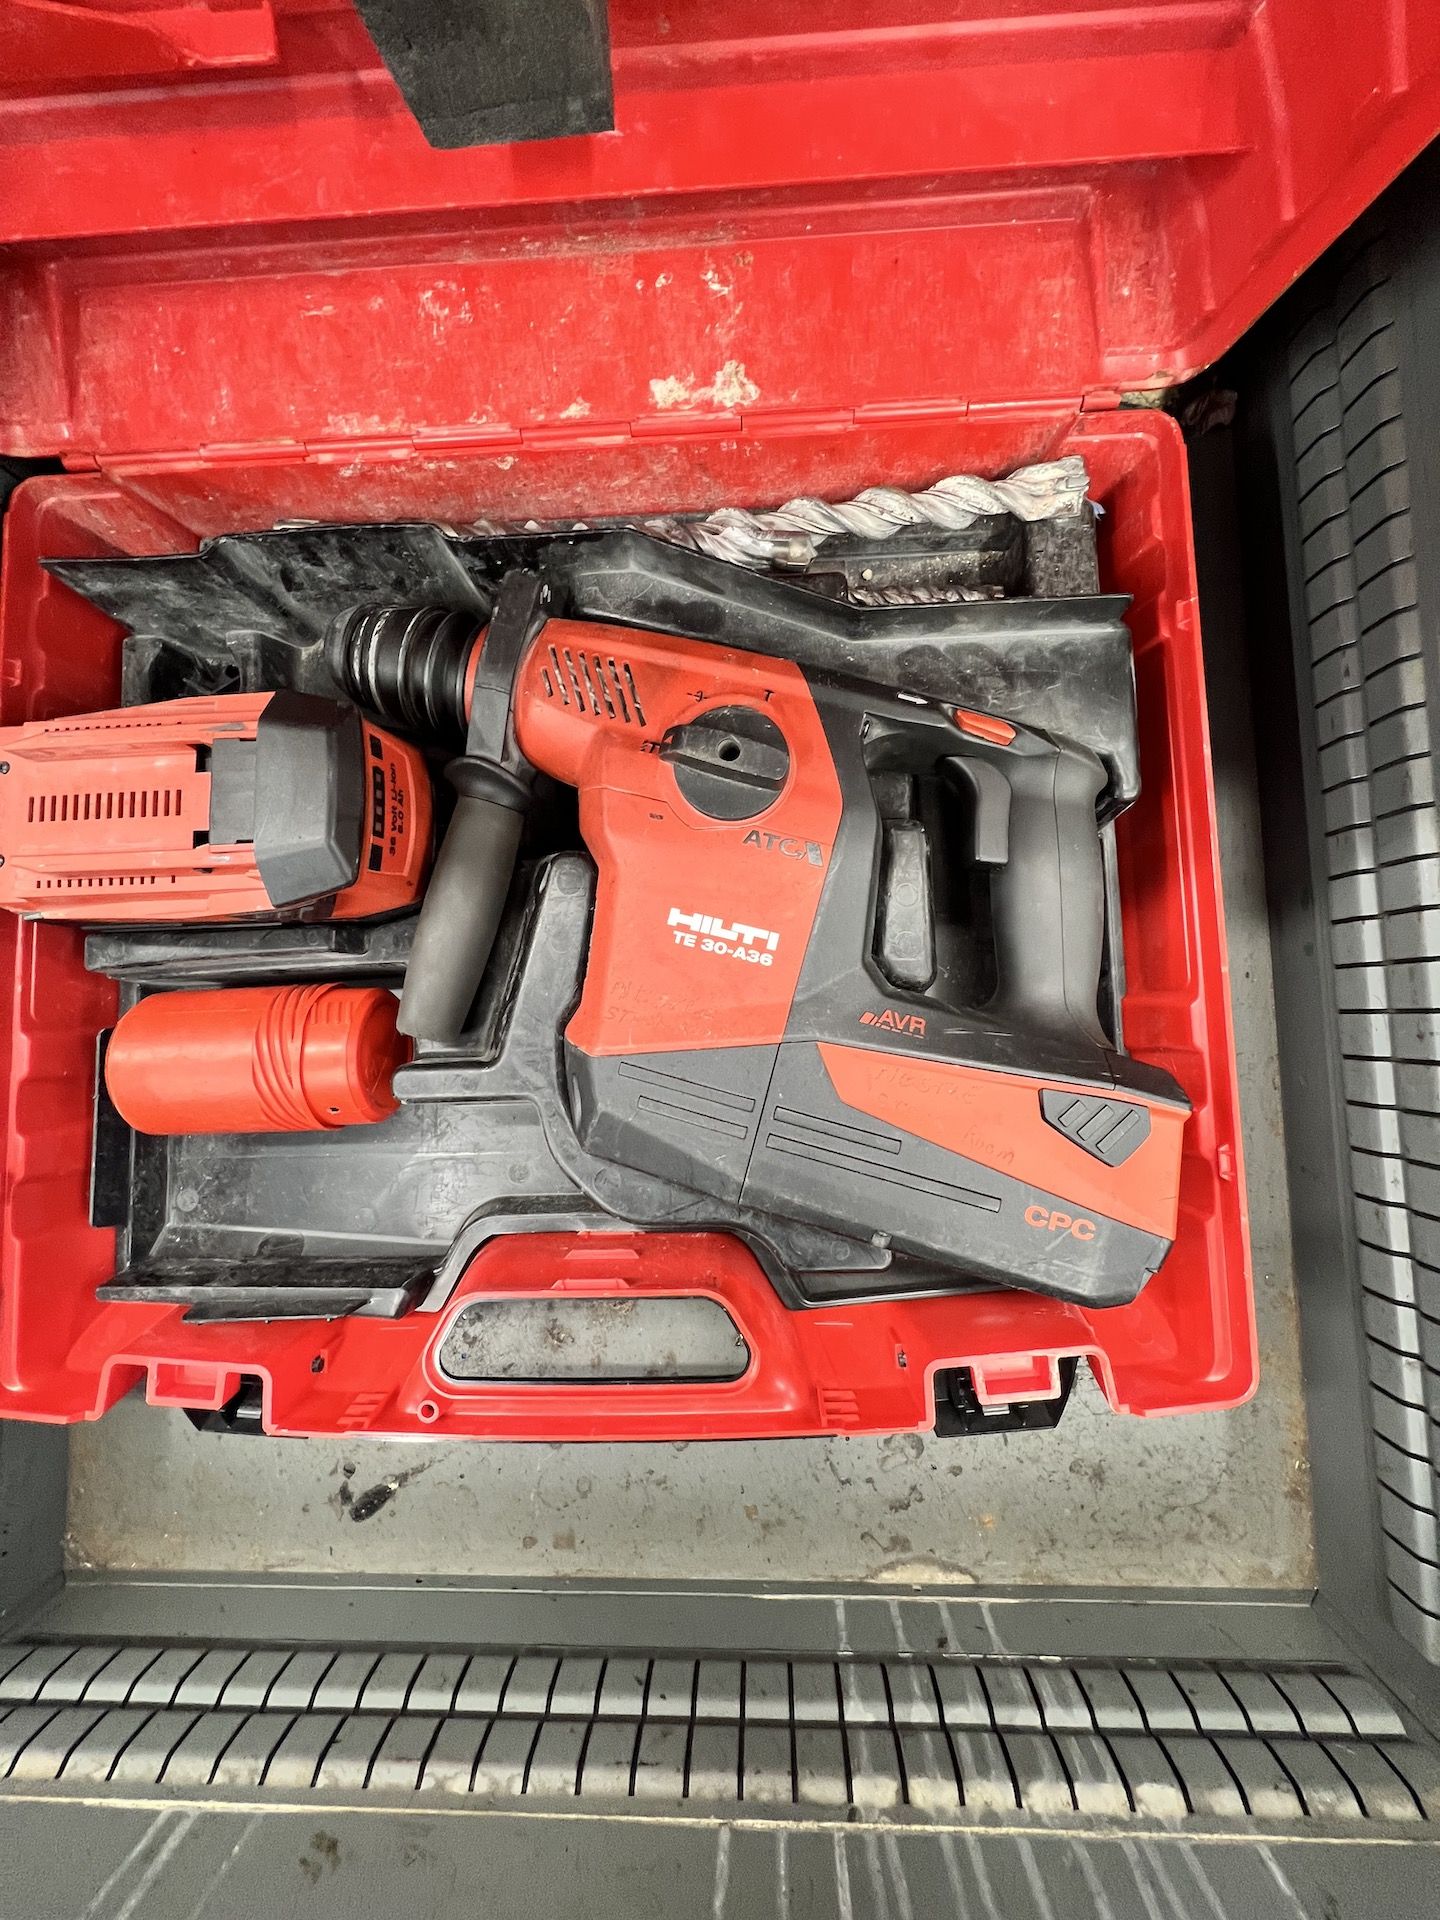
[2,0,1439,474]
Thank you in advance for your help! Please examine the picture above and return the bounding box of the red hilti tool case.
[1,0,1438,1438]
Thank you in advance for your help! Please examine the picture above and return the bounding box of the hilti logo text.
[1024,1205,1097,1241]
[742,829,824,866]
[668,909,780,966]
[860,1009,927,1038]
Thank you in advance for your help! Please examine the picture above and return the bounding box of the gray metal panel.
[1075,1665,1147,1731]
[886,1663,942,1726]
[260,1711,345,1789]
[59,1705,162,1783]
[743,1660,791,1723]
[845,1727,904,1811]
[28,1576,1343,1666]
[367,1713,442,1791]
[932,1660,991,1730]
[159,1709,251,1786]
[645,1658,695,1719]
[357,1651,425,1712]
[632,1721,689,1799]
[1055,1731,1132,1814]
[265,1649,341,1711]
[1028,1664,1095,1730]
[0,1634,1436,1831]
[1126,1668,1198,1731]
[898,1727,961,1814]
[312,1650,385,1713]
[695,1659,743,1720]
[453,1653,514,1716]
[418,1714,491,1794]
[407,1651,471,1712]
[0,1424,65,1633]
[127,1649,210,1708]
[499,1655,559,1717]
[741,1724,793,1803]
[1161,1737,1248,1817]
[549,1655,604,1717]
[313,1712,398,1791]
[0,1645,79,1701]
[217,1648,291,1709]
[26,1642,120,1702]
[1105,1734,1187,1816]
[948,1729,1019,1810]
[211,1712,299,1788]
[107,1710,202,1783]
[979,1664,1043,1730]
[1001,1731,1074,1814]
[1259,178,1440,1681]
[685,1722,739,1802]
[527,1717,588,1796]
[793,1725,849,1808]
[173,1648,248,1708]
[578,1719,638,1796]
[6,1706,106,1781]
[2,1803,1440,1920]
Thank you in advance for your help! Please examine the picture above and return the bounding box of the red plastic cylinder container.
[105,985,411,1135]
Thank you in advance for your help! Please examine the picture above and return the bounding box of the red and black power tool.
[0,691,430,923]
[329,578,1190,1307]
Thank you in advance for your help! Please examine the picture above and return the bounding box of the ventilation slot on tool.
[26,787,182,826]
[543,647,644,723]
[44,715,189,732]
[34,874,175,891]
[765,1106,1001,1211]
[617,1058,758,1141]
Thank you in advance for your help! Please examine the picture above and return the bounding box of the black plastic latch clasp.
[932,1360,1078,1437]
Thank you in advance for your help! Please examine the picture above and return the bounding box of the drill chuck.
[327,604,484,745]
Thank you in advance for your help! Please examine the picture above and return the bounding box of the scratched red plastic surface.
[0,409,1255,1432]
[2,3,1439,466]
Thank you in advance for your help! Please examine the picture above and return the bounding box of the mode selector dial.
[659,705,790,821]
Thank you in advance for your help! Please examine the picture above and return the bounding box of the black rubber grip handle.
[396,765,525,1043]
[987,739,1108,1045]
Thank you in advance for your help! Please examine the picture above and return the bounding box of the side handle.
[396,573,546,1043]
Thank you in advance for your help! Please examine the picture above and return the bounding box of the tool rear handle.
[960,736,1109,1046]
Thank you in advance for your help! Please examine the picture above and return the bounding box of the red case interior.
[0,412,1251,1432]
[1,2,1437,1435]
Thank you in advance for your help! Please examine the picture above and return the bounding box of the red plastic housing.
[0,694,431,922]
[4,0,1434,1437]
[105,985,409,1135]
[0,410,1253,1431]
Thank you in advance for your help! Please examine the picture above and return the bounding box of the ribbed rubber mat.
[1284,227,1440,1662]
[0,1645,1433,1819]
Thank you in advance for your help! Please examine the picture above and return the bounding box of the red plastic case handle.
[368,1228,990,1441]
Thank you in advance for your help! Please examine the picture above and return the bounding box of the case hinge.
[852,397,970,425]
[521,419,634,450]
[303,435,414,463]
[411,424,524,454]
[83,391,1102,474]
[740,407,855,438]
[630,411,741,441]
[202,440,307,466]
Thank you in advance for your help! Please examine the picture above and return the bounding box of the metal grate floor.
[1,1642,1434,1823]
